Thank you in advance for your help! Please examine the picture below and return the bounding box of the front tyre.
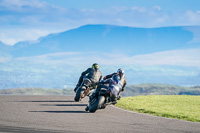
[89,96,105,113]
[85,105,89,111]
[74,87,85,102]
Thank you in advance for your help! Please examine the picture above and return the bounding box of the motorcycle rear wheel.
[74,86,85,102]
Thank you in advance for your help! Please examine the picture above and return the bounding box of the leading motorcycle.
[74,77,95,102]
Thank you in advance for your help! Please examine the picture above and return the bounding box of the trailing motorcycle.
[85,82,121,113]
[74,77,95,102]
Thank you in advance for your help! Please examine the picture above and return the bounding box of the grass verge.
[115,95,200,122]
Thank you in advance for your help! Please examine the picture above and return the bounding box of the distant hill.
[122,84,200,97]
[10,25,198,57]
[0,84,200,96]
[0,41,12,56]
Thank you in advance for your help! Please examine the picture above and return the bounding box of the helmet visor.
[92,64,99,69]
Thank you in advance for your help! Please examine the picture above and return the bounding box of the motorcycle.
[86,83,120,113]
[74,77,95,102]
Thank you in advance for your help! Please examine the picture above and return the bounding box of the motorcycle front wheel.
[89,96,105,113]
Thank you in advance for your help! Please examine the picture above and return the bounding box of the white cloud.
[112,6,128,12]
[0,0,63,11]
[15,48,200,68]
[0,58,7,63]
[131,6,146,13]
[0,28,55,45]
[185,10,200,22]
[0,0,47,11]
[155,15,169,23]
[184,26,200,44]
[153,5,161,11]
[128,48,200,67]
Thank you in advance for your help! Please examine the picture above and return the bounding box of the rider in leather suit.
[99,74,122,104]
[89,68,126,103]
[103,68,127,92]
[74,63,102,92]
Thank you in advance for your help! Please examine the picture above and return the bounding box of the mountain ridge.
[0,24,198,57]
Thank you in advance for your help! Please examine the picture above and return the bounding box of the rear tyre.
[89,96,105,113]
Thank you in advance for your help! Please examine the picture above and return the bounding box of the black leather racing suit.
[77,67,102,89]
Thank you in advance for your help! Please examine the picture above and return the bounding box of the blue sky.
[0,0,200,45]
[40,0,200,12]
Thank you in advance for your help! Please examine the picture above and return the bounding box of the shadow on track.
[29,111,89,113]
[17,100,75,102]
[0,125,78,133]
[40,104,87,106]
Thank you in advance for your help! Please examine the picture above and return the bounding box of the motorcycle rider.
[85,74,122,111]
[100,74,122,104]
[74,63,102,92]
[103,68,127,95]
[89,68,126,101]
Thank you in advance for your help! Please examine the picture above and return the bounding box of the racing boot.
[111,97,117,105]
[85,104,89,111]
[117,95,121,100]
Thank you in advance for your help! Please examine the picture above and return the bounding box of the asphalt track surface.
[0,95,199,133]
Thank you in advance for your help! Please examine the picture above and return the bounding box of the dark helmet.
[117,68,125,77]
[92,63,99,69]
[112,74,120,83]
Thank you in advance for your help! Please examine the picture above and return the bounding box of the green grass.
[115,95,200,122]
